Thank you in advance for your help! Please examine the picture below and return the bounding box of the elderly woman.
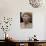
[20,12,32,28]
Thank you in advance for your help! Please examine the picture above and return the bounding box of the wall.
[0,0,46,40]
[43,11,46,40]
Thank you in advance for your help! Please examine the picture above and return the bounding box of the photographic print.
[20,12,32,29]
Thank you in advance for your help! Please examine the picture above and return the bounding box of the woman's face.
[22,14,30,22]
